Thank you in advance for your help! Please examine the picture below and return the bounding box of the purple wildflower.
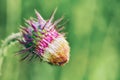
[18,9,70,66]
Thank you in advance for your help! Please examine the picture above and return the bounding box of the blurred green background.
[0,0,120,80]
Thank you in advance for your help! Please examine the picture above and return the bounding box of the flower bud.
[18,9,70,66]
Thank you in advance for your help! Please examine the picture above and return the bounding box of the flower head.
[18,9,70,66]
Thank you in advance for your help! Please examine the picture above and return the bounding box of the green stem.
[0,32,21,76]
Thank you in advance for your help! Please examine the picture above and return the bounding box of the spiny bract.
[18,9,70,66]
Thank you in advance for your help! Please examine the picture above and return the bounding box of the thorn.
[35,9,46,29]
[20,25,29,33]
[26,20,37,32]
[16,39,25,44]
[58,19,69,27]
[20,25,24,28]
[61,32,66,36]
[53,16,64,26]
[24,18,27,22]
[20,54,30,61]
[31,22,37,32]
[58,26,65,31]
[28,54,35,61]
[49,8,57,23]
[25,19,31,25]
[34,9,45,22]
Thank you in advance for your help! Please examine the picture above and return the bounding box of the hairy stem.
[0,32,21,75]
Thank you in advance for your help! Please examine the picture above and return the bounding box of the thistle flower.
[18,9,70,66]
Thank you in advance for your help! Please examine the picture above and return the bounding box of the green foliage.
[0,41,20,80]
[0,0,120,80]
